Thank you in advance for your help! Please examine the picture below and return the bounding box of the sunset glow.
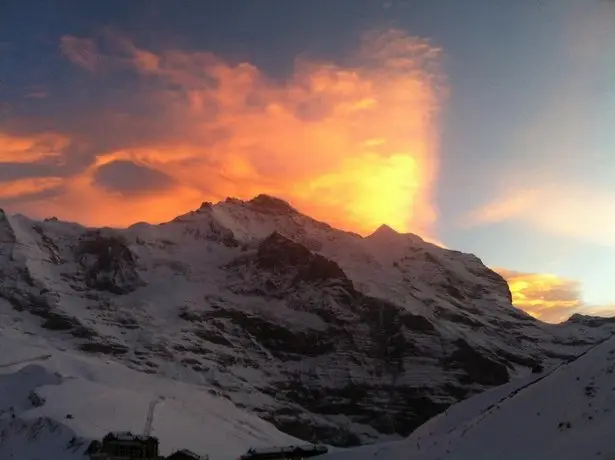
[2,0,614,322]
[2,30,444,238]
[495,269,615,323]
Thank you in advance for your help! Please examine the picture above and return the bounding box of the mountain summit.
[0,195,613,449]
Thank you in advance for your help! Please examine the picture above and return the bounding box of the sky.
[0,0,614,323]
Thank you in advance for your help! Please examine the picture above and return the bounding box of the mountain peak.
[246,194,298,214]
[366,223,403,242]
[373,223,399,235]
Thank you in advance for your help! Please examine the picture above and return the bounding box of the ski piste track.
[0,354,52,369]
[143,395,166,437]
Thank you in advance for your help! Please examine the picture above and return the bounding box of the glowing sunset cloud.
[467,186,615,248]
[496,269,615,323]
[2,29,444,239]
[0,177,64,200]
[0,132,69,163]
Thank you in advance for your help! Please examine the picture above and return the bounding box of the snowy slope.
[0,328,299,460]
[325,335,615,460]
[0,196,614,449]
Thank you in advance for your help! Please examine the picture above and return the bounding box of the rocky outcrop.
[445,339,510,386]
[76,231,143,294]
[566,313,615,327]
[256,232,349,285]
[247,194,298,214]
[0,209,16,260]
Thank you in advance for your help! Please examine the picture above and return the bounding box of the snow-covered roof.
[244,444,328,456]
[174,448,203,459]
[106,431,156,442]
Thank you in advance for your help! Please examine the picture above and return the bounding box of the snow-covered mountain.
[0,194,614,454]
[326,333,615,460]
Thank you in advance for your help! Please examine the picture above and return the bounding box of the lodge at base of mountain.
[85,432,207,460]
[239,444,329,460]
[85,431,328,460]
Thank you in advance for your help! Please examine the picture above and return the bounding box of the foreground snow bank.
[325,336,615,460]
[0,333,299,460]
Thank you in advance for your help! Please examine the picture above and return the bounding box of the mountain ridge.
[0,194,614,448]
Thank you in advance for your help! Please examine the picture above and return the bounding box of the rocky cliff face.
[76,230,143,294]
[0,195,613,446]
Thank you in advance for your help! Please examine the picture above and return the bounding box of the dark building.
[239,445,328,460]
[87,431,160,460]
[165,448,208,460]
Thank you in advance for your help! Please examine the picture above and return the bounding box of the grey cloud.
[1,185,66,207]
[294,98,332,122]
[93,160,176,195]
[0,162,60,182]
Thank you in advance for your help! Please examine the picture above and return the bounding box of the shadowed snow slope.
[1,195,614,449]
[324,335,615,460]
[0,330,299,460]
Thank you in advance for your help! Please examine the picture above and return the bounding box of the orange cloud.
[496,268,615,323]
[0,177,64,200]
[0,132,70,163]
[466,186,615,247]
[7,29,445,237]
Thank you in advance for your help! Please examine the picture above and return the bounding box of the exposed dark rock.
[567,313,615,327]
[193,328,233,347]
[248,194,298,214]
[446,339,510,386]
[262,417,361,448]
[202,308,336,359]
[114,316,140,330]
[2,290,99,340]
[181,219,239,247]
[28,391,45,408]
[31,224,63,264]
[434,306,484,328]
[178,307,202,322]
[256,232,349,284]
[269,381,448,445]
[76,231,143,294]
[497,349,542,369]
[532,363,544,373]
[70,325,98,339]
[40,314,79,331]
[79,342,129,355]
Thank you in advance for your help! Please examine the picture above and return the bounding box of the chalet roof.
[104,431,158,443]
[243,444,328,457]
[172,449,203,459]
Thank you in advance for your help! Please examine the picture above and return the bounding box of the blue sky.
[0,0,614,321]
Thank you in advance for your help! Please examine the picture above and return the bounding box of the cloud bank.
[2,27,611,322]
[1,29,445,238]
[467,186,615,248]
[496,268,615,323]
